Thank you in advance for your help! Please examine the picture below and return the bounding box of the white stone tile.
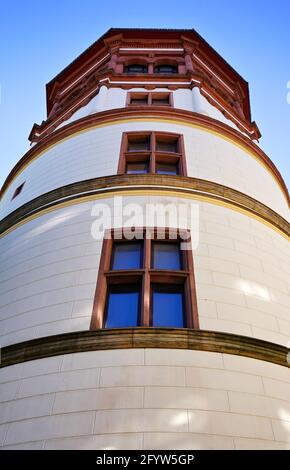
[100,365,185,387]
[199,317,253,337]
[1,441,44,450]
[144,386,229,412]
[44,433,143,450]
[271,418,290,443]
[188,410,273,439]
[229,391,290,419]
[17,368,100,398]
[0,364,23,384]
[262,378,290,401]
[5,411,95,445]
[145,349,223,369]
[53,387,143,413]
[197,300,217,318]
[0,381,19,403]
[61,349,145,371]
[234,437,290,450]
[2,394,54,423]
[223,354,290,383]
[143,432,234,450]
[185,367,263,394]
[21,356,63,378]
[94,409,188,434]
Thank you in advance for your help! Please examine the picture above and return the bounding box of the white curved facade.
[0,28,289,450]
[1,350,290,450]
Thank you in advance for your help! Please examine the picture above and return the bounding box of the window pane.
[154,65,177,74]
[125,64,148,73]
[156,139,178,153]
[126,162,149,174]
[130,95,148,105]
[156,162,178,175]
[131,98,148,105]
[152,98,170,105]
[111,243,142,270]
[128,136,150,152]
[152,242,181,270]
[152,285,185,327]
[105,285,140,327]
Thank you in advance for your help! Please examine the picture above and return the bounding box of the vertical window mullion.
[150,132,156,173]
[141,236,151,327]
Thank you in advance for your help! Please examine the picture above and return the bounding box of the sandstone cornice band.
[1,328,289,369]
[0,175,289,238]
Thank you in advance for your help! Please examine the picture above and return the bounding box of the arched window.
[154,64,178,74]
[124,64,148,74]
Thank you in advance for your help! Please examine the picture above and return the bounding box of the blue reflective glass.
[152,242,181,270]
[111,243,142,270]
[105,286,140,328]
[152,285,185,327]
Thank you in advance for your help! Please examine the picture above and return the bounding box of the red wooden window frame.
[117,131,187,176]
[90,228,199,330]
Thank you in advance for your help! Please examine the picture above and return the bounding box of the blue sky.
[0,0,289,189]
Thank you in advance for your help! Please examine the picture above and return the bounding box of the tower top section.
[36,28,259,142]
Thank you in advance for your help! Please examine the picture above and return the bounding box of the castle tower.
[0,28,289,450]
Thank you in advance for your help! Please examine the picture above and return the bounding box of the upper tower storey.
[1,28,288,223]
[29,28,260,142]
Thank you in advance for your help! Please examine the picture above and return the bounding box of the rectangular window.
[127,92,172,107]
[118,132,186,176]
[91,229,198,330]
[152,285,185,328]
[105,285,140,328]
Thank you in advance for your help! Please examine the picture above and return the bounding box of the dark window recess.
[156,138,178,153]
[126,161,149,174]
[125,64,148,74]
[111,242,142,270]
[130,94,148,105]
[154,64,178,74]
[11,182,25,200]
[152,95,170,105]
[152,242,182,270]
[127,92,172,107]
[105,285,140,328]
[152,284,185,327]
[156,162,179,176]
[128,136,151,152]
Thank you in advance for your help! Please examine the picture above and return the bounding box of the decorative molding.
[31,70,258,143]
[1,328,289,369]
[0,175,289,239]
[45,28,251,120]
[1,109,287,202]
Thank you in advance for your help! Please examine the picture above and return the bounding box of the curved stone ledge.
[0,175,289,238]
[1,328,289,369]
[1,107,289,203]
